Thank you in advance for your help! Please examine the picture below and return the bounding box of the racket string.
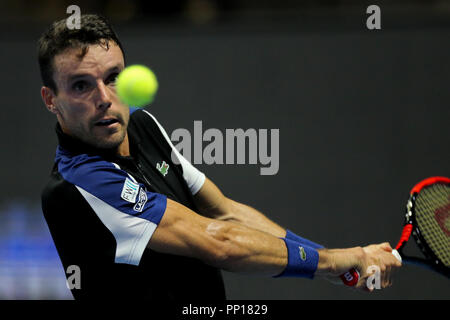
[414,183,450,267]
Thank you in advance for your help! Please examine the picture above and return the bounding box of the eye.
[72,80,90,92]
[107,72,119,85]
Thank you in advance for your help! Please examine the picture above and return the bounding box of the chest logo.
[156,161,170,177]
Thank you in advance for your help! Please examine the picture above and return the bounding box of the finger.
[361,276,375,293]
[379,248,401,268]
[381,254,397,287]
[388,266,394,287]
[356,277,373,293]
[377,264,385,289]
[359,268,377,292]
[379,242,393,252]
[391,249,403,267]
[382,265,391,288]
[386,251,403,267]
[389,262,400,287]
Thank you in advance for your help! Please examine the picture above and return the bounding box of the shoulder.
[42,149,120,210]
[52,146,137,210]
[54,147,119,189]
[129,108,167,136]
[41,169,77,204]
[128,108,174,154]
[129,108,206,195]
[41,168,86,223]
[47,146,167,225]
[129,107,158,125]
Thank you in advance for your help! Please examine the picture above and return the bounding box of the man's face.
[43,42,129,151]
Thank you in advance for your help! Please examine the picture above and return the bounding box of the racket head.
[396,176,450,276]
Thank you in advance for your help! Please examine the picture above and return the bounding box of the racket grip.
[340,250,402,287]
[340,268,360,286]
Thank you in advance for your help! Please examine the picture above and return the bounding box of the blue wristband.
[285,229,324,249]
[274,238,319,279]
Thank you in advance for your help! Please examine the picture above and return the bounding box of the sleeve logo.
[121,177,140,203]
[133,188,148,212]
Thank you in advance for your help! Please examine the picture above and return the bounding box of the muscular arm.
[193,177,287,238]
[147,198,401,290]
[186,177,401,288]
[148,198,288,276]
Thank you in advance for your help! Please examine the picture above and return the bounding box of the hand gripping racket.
[340,176,450,286]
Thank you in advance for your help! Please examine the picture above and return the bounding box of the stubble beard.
[88,121,127,150]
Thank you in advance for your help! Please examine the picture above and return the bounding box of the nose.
[96,81,112,110]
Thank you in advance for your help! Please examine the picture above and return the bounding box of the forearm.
[149,199,288,276]
[194,178,325,252]
[207,222,330,278]
[208,221,289,275]
[150,199,401,290]
[150,200,374,281]
[218,199,324,250]
[216,226,330,278]
[220,198,287,238]
[194,178,286,238]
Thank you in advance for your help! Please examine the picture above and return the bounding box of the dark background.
[0,0,449,299]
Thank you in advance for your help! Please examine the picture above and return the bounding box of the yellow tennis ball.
[116,65,158,107]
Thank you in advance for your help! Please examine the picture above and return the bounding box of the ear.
[41,86,59,115]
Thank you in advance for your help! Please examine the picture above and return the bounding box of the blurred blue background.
[0,202,71,299]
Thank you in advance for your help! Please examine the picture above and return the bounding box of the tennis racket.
[340,176,450,286]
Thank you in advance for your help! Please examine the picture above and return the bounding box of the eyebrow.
[67,65,123,82]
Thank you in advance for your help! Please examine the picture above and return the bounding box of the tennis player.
[38,14,401,300]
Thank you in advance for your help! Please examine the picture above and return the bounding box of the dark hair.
[37,14,125,94]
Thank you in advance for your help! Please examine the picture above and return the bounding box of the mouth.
[94,118,120,127]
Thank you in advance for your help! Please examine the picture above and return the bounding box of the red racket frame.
[340,176,450,286]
